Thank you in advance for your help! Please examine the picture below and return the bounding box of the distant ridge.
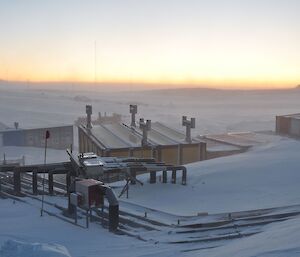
[139,86,294,94]
[0,79,296,93]
[146,87,222,92]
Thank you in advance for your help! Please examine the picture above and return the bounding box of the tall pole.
[94,40,97,87]
[41,130,50,217]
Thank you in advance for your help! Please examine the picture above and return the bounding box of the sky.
[0,0,300,89]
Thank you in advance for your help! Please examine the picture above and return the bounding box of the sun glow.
[1,0,300,89]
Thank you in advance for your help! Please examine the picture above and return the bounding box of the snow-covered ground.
[1,193,300,257]
[115,136,300,216]
[191,215,300,257]
[3,134,299,257]
[0,198,178,257]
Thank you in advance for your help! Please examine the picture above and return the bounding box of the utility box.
[75,179,104,209]
[70,192,83,206]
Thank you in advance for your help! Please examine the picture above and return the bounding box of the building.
[276,113,300,136]
[78,121,206,165]
[0,125,73,150]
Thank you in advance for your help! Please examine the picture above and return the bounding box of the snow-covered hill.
[116,136,300,215]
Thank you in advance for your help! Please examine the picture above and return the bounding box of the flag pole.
[41,130,50,217]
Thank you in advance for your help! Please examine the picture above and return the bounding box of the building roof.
[84,121,243,152]
[278,113,300,119]
[83,121,202,149]
[0,122,9,131]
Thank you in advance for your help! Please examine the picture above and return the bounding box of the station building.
[276,113,300,137]
[0,125,73,150]
[78,105,263,165]
[78,121,206,165]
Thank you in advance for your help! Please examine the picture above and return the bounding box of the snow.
[191,216,300,257]
[116,136,300,215]
[2,193,300,257]
[0,240,71,257]
[0,198,177,257]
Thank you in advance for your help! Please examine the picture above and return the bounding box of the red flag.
[45,130,50,139]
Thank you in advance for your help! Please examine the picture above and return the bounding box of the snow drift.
[0,240,72,257]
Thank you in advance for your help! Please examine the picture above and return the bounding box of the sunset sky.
[0,0,300,89]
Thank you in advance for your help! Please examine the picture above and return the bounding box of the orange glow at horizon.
[1,56,299,90]
[1,36,299,90]
[1,0,300,90]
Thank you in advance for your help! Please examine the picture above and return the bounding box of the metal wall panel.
[290,118,300,136]
[160,146,179,165]
[2,130,25,146]
[109,149,130,157]
[132,148,153,158]
[181,144,200,164]
[276,116,291,134]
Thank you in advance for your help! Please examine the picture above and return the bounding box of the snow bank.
[193,216,300,257]
[0,199,175,257]
[117,137,300,215]
[0,240,71,257]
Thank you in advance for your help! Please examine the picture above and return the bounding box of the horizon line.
[0,78,298,91]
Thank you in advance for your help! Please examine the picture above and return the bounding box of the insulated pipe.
[103,186,119,232]
[86,105,92,130]
[182,116,195,143]
[139,118,151,146]
[162,170,167,183]
[130,105,137,127]
[181,166,187,185]
[167,166,187,185]
[185,125,191,143]
[171,170,176,184]
[149,171,156,184]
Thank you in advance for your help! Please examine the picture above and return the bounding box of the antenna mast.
[94,40,97,87]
